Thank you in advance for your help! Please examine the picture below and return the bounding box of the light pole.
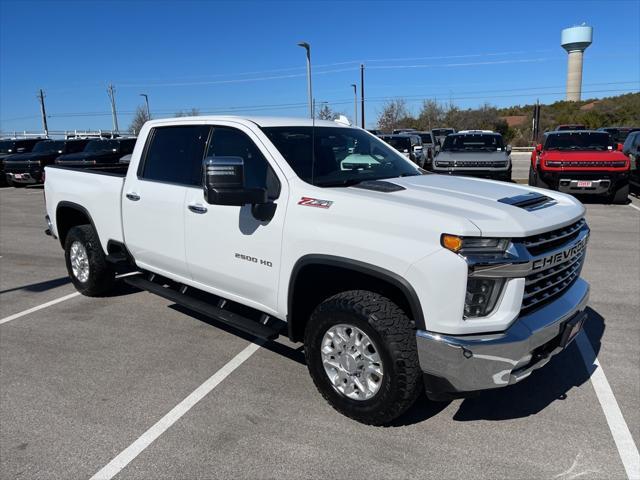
[140,93,150,119]
[350,84,357,127]
[297,41,313,118]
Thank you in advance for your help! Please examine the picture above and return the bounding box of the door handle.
[126,192,141,201]
[188,204,208,214]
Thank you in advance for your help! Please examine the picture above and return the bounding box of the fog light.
[464,278,505,318]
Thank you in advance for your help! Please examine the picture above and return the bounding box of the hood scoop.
[352,180,406,193]
[497,192,556,211]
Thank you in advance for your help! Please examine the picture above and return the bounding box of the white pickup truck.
[44,116,590,425]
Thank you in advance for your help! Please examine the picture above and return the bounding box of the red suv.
[529,130,629,203]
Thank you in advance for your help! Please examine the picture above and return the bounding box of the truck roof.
[144,116,350,129]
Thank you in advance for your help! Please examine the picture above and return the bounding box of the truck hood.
[541,150,628,161]
[3,152,58,163]
[436,150,509,163]
[344,174,584,237]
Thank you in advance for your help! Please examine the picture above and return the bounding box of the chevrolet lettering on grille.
[531,235,588,272]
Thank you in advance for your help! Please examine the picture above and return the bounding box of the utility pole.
[297,42,313,118]
[350,84,357,127]
[107,83,119,133]
[140,93,150,119]
[360,64,365,129]
[37,89,49,138]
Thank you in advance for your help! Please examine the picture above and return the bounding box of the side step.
[124,275,279,340]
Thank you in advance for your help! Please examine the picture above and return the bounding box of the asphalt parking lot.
[1,184,639,480]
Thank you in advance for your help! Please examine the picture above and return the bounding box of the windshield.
[544,132,612,151]
[0,141,16,154]
[418,133,433,144]
[32,141,65,153]
[262,126,421,187]
[432,129,454,136]
[381,136,412,151]
[84,140,119,153]
[442,134,504,151]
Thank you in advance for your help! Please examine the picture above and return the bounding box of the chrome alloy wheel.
[70,241,90,283]
[321,324,384,401]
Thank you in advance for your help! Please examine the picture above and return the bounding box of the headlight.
[441,234,510,255]
[464,278,505,318]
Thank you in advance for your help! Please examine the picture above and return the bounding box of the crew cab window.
[141,125,210,185]
[120,138,136,154]
[64,140,90,153]
[206,127,280,198]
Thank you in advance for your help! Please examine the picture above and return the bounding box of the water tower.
[561,25,593,101]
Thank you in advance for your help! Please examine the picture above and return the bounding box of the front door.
[184,124,286,314]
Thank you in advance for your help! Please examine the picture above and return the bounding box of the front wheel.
[64,225,115,296]
[304,290,422,425]
[610,183,629,204]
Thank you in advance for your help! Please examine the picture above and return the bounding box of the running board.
[124,275,279,340]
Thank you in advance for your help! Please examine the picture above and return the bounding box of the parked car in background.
[0,138,43,186]
[392,128,417,134]
[529,130,629,203]
[432,130,512,181]
[556,124,587,131]
[431,128,456,150]
[366,129,382,136]
[379,134,425,167]
[4,139,90,186]
[597,127,640,144]
[622,130,640,190]
[55,138,136,170]
[414,131,436,169]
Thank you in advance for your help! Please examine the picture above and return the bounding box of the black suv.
[598,127,640,144]
[4,139,90,186]
[0,138,44,186]
[623,130,640,190]
[55,138,136,170]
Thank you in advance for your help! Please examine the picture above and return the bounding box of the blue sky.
[1,0,639,131]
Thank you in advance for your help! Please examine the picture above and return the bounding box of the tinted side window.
[66,141,89,153]
[206,127,280,198]
[142,126,210,185]
[120,139,136,154]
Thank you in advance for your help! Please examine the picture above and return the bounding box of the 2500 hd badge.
[532,235,588,271]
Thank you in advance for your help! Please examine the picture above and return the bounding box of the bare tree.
[175,108,201,117]
[417,99,444,130]
[129,105,150,135]
[376,99,410,132]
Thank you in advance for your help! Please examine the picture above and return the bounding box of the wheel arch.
[55,201,99,249]
[286,254,425,342]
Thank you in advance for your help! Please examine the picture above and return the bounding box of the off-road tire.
[611,183,629,204]
[304,290,422,425]
[64,225,115,296]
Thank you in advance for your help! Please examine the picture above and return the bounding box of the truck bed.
[44,164,126,251]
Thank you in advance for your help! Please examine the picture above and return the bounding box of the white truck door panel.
[123,124,211,279]
[184,125,286,313]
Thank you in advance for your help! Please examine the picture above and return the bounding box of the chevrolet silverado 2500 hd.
[44,116,590,425]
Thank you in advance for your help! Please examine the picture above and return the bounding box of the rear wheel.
[304,290,422,425]
[64,225,115,296]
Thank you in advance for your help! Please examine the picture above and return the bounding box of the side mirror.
[536,143,543,152]
[203,156,267,206]
[617,143,624,151]
[506,145,512,154]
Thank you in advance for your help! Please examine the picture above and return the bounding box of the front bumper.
[416,278,589,397]
[539,170,628,195]
[433,165,511,179]
[4,164,43,184]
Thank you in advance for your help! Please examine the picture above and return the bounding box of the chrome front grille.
[520,219,588,313]
[522,219,586,256]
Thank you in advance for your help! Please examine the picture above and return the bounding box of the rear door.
[122,125,210,279]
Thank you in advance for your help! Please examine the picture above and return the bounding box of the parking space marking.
[576,333,640,479]
[628,203,640,213]
[89,341,263,480]
[0,291,80,325]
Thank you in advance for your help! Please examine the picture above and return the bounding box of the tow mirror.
[203,156,267,206]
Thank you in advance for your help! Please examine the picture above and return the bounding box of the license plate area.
[576,180,592,187]
[559,311,587,348]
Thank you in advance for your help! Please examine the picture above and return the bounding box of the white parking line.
[89,341,263,480]
[628,203,640,213]
[0,292,80,325]
[576,333,640,479]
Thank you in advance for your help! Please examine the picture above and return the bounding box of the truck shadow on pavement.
[393,307,605,426]
[0,276,70,294]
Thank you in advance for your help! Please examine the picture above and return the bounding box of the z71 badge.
[298,197,333,209]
